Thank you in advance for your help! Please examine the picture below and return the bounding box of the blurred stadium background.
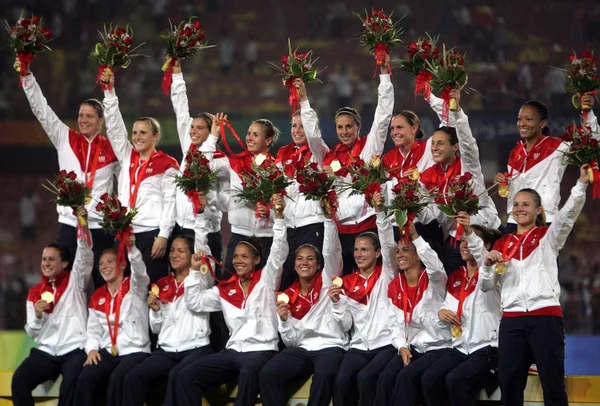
[1,0,600,372]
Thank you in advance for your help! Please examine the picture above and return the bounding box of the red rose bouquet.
[398,34,439,101]
[236,153,292,221]
[294,161,339,217]
[426,45,468,124]
[174,148,219,215]
[268,39,321,115]
[89,24,145,91]
[96,193,137,269]
[160,17,214,95]
[355,8,403,72]
[43,170,91,245]
[388,178,428,240]
[561,123,600,199]
[342,155,390,212]
[433,172,480,243]
[5,13,53,85]
[565,50,600,120]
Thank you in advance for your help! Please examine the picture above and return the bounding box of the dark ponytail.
[523,100,550,135]
[471,225,502,250]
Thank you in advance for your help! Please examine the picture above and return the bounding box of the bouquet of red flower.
[342,155,390,210]
[268,39,321,115]
[565,50,600,118]
[236,153,292,220]
[433,172,480,242]
[89,24,145,91]
[160,17,214,96]
[426,45,468,123]
[43,170,91,244]
[5,13,53,85]
[96,193,137,269]
[398,34,439,101]
[174,148,219,215]
[294,161,339,216]
[355,8,403,72]
[561,123,600,199]
[388,178,428,239]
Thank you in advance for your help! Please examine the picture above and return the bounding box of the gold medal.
[85,195,92,205]
[332,277,343,287]
[498,184,510,198]
[111,346,118,357]
[451,325,463,338]
[41,291,54,303]
[409,169,420,181]
[277,293,290,304]
[495,262,507,275]
[150,284,160,296]
[199,263,209,275]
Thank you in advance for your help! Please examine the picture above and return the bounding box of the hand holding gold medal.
[41,291,54,303]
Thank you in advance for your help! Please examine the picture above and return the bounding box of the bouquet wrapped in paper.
[96,193,137,269]
[561,123,600,199]
[89,24,145,91]
[398,34,439,101]
[5,14,52,85]
[426,46,468,123]
[294,161,339,217]
[433,172,481,243]
[236,153,292,220]
[565,50,600,120]
[174,148,219,215]
[341,155,390,212]
[355,8,402,72]
[43,170,91,245]
[268,39,321,114]
[388,178,428,240]
[160,17,214,95]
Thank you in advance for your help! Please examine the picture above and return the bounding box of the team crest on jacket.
[453,281,461,288]
[533,153,540,160]
[163,285,169,291]
[99,155,106,162]
[228,289,236,296]
[99,297,106,305]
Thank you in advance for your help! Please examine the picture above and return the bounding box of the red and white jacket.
[480,181,587,315]
[331,212,398,351]
[184,219,289,352]
[25,236,93,356]
[22,74,119,228]
[85,246,151,356]
[149,212,215,352]
[103,89,179,238]
[321,74,394,234]
[504,111,598,224]
[170,73,230,233]
[387,236,450,354]
[278,219,349,351]
[278,99,330,229]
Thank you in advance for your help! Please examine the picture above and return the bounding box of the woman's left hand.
[579,164,594,185]
[151,236,168,259]
[272,194,285,219]
[190,251,206,270]
[455,211,472,235]
[450,88,461,112]
[581,92,596,109]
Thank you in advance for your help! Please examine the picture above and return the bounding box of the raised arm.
[376,211,399,280]
[322,218,343,283]
[414,236,447,290]
[262,218,289,290]
[548,176,588,252]
[128,244,151,296]
[71,231,94,292]
[170,70,194,153]
[359,73,394,160]
[295,79,330,166]
[102,87,133,163]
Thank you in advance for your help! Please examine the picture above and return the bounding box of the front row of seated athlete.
[13,165,591,406]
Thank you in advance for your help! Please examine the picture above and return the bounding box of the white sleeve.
[278,316,301,348]
[170,73,194,154]
[300,99,330,166]
[547,181,587,252]
[322,219,343,283]
[71,235,94,291]
[388,301,409,351]
[585,110,599,140]
[479,265,499,293]
[192,212,217,290]
[465,232,488,268]
[428,92,457,127]
[24,300,47,339]
[103,89,133,164]
[21,74,70,149]
[331,296,353,332]
[84,310,103,354]
[376,211,399,280]
[359,74,394,161]
[214,157,232,213]
[184,275,222,313]
[413,237,447,289]
[148,307,163,334]
[159,167,178,239]
[262,219,289,290]
[128,245,151,296]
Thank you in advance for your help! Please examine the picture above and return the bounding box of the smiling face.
[431,131,458,166]
[99,251,124,284]
[132,120,159,155]
[294,247,320,280]
[459,238,474,262]
[40,247,68,280]
[390,114,417,151]
[513,190,542,228]
[517,105,546,141]
[291,114,307,146]
[335,114,360,146]
[77,105,103,139]
[246,122,273,154]
[395,240,420,271]
[233,244,261,277]
[353,237,380,272]
[169,238,192,272]
[190,117,211,147]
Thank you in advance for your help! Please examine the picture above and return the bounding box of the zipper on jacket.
[519,245,528,312]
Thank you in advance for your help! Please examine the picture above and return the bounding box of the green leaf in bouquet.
[303,69,317,82]
[438,205,457,218]
[290,63,303,78]
[394,209,408,228]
